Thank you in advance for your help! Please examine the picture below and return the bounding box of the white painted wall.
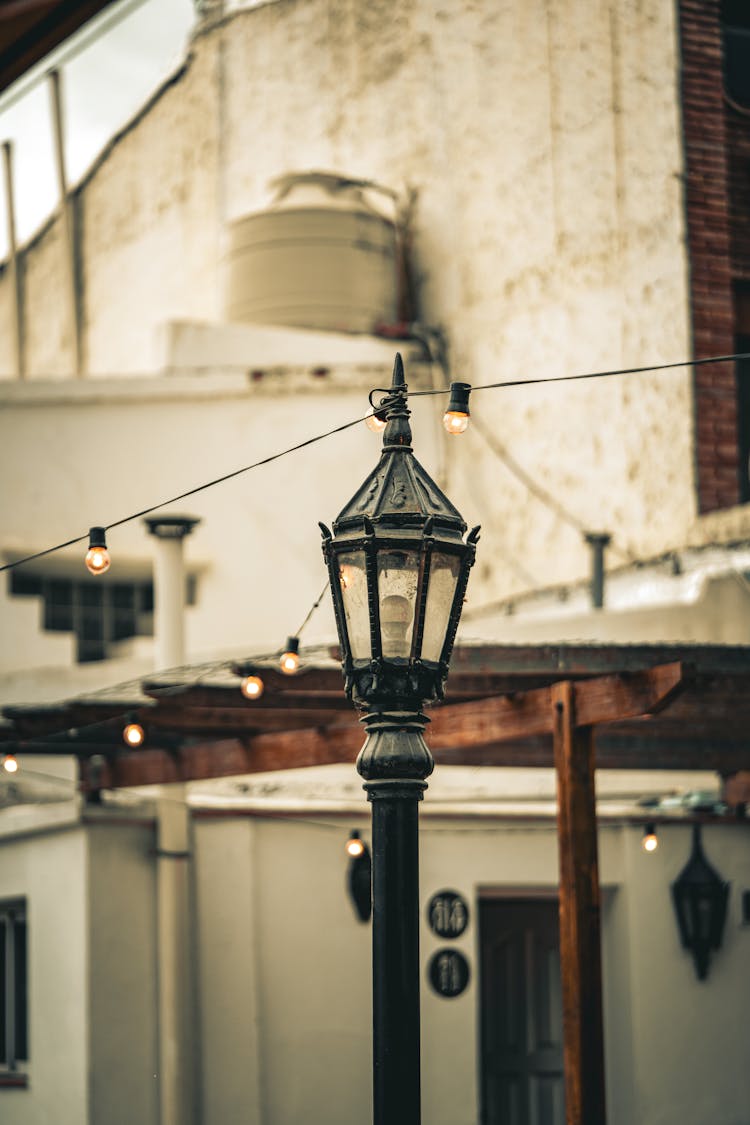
[190,812,750,1125]
[0,824,88,1125]
[619,822,750,1125]
[0,799,747,1125]
[0,360,443,691]
[87,820,159,1125]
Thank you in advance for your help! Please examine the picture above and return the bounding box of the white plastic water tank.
[224,172,398,334]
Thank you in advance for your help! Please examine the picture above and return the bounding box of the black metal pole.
[358,710,434,1125]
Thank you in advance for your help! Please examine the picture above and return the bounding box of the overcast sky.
[0,0,195,257]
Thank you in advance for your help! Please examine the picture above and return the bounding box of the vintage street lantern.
[320,353,478,1125]
[320,353,479,711]
[671,824,730,981]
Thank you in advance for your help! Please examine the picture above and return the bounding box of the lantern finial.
[380,352,412,450]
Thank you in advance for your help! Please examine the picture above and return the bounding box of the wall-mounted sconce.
[671,824,730,980]
[345,830,371,923]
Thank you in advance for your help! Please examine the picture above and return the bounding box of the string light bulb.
[642,823,658,853]
[2,754,18,774]
[241,674,265,700]
[346,829,365,858]
[279,636,300,675]
[442,382,472,435]
[85,526,111,575]
[365,407,387,433]
[122,721,145,748]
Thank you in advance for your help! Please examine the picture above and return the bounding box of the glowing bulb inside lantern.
[366,409,387,434]
[346,832,365,858]
[442,410,469,435]
[123,722,145,748]
[380,594,413,658]
[340,564,356,590]
[241,675,264,700]
[3,754,18,774]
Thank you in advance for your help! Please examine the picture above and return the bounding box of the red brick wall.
[679,0,742,511]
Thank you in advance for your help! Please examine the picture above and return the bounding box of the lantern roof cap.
[333,354,467,538]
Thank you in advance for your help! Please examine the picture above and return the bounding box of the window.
[722,0,750,108]
[9,573,155,663]
[736,286,750,503]
[0,900,28,1073]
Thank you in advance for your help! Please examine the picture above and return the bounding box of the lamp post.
[320,354,479,1125]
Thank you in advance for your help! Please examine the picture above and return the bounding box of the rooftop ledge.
[0,321,434,406]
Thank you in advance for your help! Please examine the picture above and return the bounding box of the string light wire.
[0,414,368,574]
[470,415,637,564]
[1,350,748,577]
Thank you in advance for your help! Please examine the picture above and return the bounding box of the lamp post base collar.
[357,709,434,783]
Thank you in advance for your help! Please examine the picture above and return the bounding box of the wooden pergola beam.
[553,682,607,1125]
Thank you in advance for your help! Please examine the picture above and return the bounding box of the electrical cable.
[1,349,748,582]
[294,580,330,637]
[470,414,637,564]
[407,350,750,396]
[0,413,368,574]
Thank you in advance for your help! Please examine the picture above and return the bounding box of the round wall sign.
[428,949,470,998]
[427,890,469,938]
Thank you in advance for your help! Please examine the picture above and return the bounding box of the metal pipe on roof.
[2,140,24,379]
[48,69,82,377]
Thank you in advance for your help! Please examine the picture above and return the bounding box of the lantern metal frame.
[320,353,479,711]
[671,823,730,980]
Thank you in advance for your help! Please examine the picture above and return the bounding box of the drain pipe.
[156,791,197,1125]
[584,532,611,610]
[144,516,200,670]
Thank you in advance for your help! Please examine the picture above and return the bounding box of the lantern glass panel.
[421,552,462,662]
[338,552,371,660]
[377,550,420,659]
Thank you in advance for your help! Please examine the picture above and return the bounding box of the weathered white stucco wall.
[0,0,703,621]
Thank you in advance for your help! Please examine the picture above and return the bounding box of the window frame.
[0,898,28,1080]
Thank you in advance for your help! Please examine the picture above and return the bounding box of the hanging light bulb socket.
[642,822,658,852]
[366,388,390,434]
[85,526,111,575]
[366,408,388,434]
[241,674,265,700]
[443,382,472,435]
[346,832,372,923]
[279,636,301,675]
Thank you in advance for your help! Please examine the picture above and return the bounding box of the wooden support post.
[2,141,23,379]
[552,681,607,1125]
[48,69,82,377]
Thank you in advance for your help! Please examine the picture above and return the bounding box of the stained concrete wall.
[0,0,703,615]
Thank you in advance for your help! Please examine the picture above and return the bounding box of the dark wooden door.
[480,899,564,1125]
